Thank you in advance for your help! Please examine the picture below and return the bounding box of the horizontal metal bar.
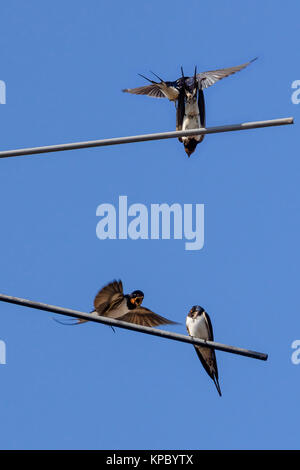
[0,117,293,159]
[0,293,268,361]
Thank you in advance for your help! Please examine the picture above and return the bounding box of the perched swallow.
[186,305,222,396]
[123,58,256,156]
[56,280,177,327]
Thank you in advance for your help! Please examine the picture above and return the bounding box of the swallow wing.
[93,280,124,314]
[194,311,218,376]
[118,306,178,327]
[176,88,186,134]
[193,344,222,396]
[122,84,166,98]
[198,88,206,128]
[195,58,257,89]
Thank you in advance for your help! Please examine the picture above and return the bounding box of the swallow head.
[184,87,197,104]
[185,81,198,103]
[184,138,198,157]
[188,305,205,318]
[129,290,144,307]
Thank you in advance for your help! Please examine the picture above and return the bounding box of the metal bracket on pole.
[0,293,268,361]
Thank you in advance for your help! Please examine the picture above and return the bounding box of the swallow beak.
[130,296,144,306]
[135,296,143,306]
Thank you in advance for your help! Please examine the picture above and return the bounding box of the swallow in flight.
[55,280,177,328]
[123,58,256,156]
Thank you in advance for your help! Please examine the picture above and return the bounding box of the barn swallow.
[123,58,256,156]
[55,280,177,327]
[186,305,222,397]
[176,66,206,156]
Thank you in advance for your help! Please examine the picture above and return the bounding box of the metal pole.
[0,117,293,159]
[0,293,268,361]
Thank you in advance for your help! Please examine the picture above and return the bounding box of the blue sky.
[0,0,299,450]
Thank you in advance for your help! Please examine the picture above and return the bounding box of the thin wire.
[0,117,293,159]
[0,293,268,361]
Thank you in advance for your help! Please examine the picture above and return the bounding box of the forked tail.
[213,375,222,397]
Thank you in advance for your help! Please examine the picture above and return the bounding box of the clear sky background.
[0,0,299,450]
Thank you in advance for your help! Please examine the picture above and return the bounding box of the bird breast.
[184,100,199,117]
[186,314,209,340]
[182,101,202,142]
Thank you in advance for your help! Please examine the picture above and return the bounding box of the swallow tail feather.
[212,375,222,397]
